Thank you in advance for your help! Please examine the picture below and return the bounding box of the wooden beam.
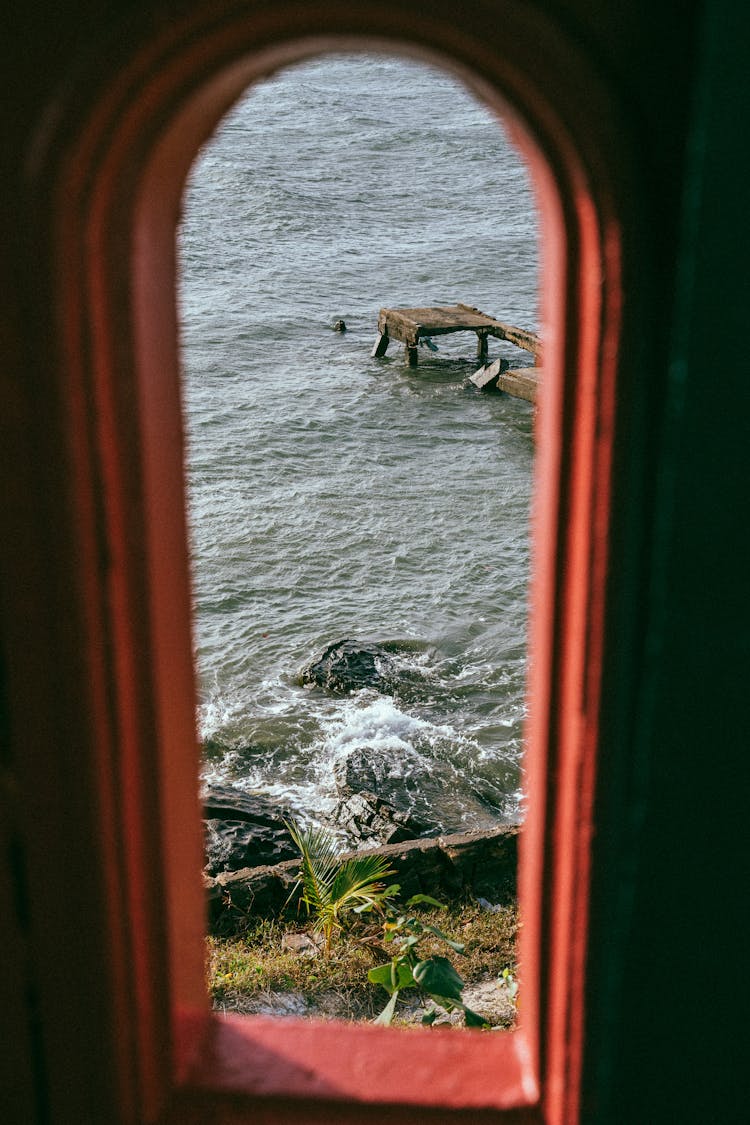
[456,306,541,358]
[470,359,503,390]
[371,332,389,357]
[497,367,541,403]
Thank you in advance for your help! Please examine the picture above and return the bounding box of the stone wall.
[206,823,519,934]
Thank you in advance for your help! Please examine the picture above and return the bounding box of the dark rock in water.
[299,639,401,695]
[331,789,434,846]
[202,783,298,876]
[332,747,380,794]
[332,319,347,332]
[203,821,294,877]
[331,747,438,845]
[332,745,502,840]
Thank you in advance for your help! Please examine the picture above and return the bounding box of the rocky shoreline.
[205,800,519,934]
[202,638,520,935]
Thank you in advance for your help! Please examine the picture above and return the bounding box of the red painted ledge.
[172,1008,539,1119]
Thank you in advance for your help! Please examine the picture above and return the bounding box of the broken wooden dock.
[372,303,542,402]
[471,357,541,403]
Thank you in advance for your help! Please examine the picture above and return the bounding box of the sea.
[178,52,539,839]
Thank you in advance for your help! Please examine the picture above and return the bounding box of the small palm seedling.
[286,819,398,954]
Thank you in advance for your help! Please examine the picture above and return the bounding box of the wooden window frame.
[14,2,651,1122]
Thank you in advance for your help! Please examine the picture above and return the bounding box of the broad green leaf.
[393,962,415,989]
[406,894,446,909]
[368,961,414,994]
[368,964,395,992]
[463,1006,490,1028]
[421,1009,438,1025]
[413,956,464,1001]
[373,990,399,1026]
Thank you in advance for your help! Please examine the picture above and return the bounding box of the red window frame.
[18,2,647,1122]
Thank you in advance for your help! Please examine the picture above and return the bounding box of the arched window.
[8,3,656,1122]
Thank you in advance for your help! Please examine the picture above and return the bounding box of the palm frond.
[286,820,339,910]
[330,854,395,908]
[285,818,397,951]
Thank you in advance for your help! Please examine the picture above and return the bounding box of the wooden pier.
[372,303,542,402]
[472,357,541,403]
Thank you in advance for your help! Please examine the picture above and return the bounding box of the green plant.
[368,896,489,1028]
[286,819,397,953]
[499,967,519,1009]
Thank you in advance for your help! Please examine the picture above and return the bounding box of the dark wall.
[601,2,750,1120]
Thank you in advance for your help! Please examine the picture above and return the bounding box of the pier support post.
[405,344,419,366]
[371,332,389,358]
[476,330,489,365]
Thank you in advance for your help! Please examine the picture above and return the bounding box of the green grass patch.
[207,898,518,1025]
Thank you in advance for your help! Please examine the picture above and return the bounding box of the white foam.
[197,684,244,739]
[323,696,431,755]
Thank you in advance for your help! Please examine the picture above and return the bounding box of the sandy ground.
[214,974,517,1029]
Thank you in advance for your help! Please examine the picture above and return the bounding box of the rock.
[351,826,520,904]
[281,932,324,957]
[207,858,301,932]
[299,638,439,704]
[332,747,380,794]
[415,978,516,1028]
[332,319,347,332]
[439,828,518,903]
[331,789,433,846]
[202,783,298,876]
[476,896,505,913]
[331,746,440,844]
[299,639,401,695]
[223,992,310,1018]
[202,782,285,823]
[206,824,520,934]
[331,745,501,842]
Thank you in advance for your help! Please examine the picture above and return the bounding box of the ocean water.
[178,53,539,836]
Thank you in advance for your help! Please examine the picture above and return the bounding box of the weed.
[368,895,489,1028]
[206,900,517,1026]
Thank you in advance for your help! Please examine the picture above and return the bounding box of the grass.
[207,898,519,1026]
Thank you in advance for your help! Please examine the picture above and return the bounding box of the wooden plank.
[380,305,499,341]
[470,359,504,390]
[371,332,389,357]
[496,367,541,403]
[456,305,541,357]
[376,305,541,359]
